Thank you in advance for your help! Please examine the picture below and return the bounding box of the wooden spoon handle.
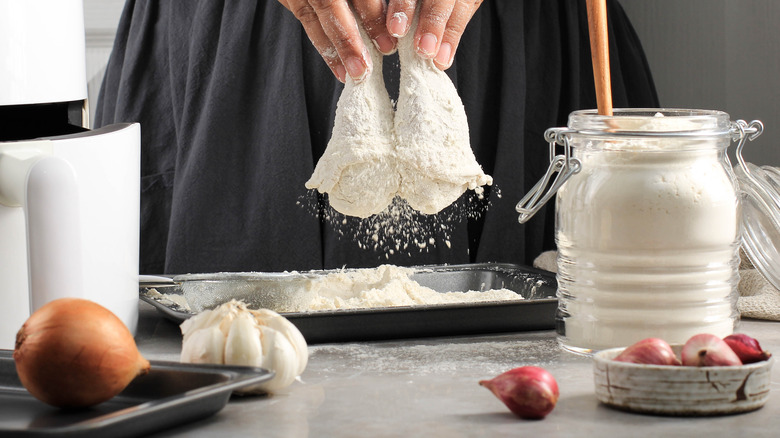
[586,0,613,116]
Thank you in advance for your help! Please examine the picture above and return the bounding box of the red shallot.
[680,333,742,367]
[723,334,772,364]
[613,338,681,366]
[479,366,559,419]
[13,298,150,408]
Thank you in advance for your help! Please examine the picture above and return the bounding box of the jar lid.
[736,161,780,290]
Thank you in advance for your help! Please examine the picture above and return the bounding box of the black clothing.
[96,0,658,274]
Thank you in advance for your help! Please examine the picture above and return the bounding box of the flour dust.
[298,185,501,259]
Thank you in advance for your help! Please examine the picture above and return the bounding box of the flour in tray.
[146,265,524,314]
[306,264,522,311]
[143,288,191,312]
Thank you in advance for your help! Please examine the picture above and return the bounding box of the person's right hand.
[278,1,483,83]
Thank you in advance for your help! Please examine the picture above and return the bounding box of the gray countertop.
[136,301,780,437]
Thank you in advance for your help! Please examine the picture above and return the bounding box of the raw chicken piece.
[305,26,399,218]
[394,10,492,214]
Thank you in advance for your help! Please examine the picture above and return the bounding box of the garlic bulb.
[180,300,308,394]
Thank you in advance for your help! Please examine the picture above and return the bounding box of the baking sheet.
[0,350,272,437]
[141,263,558,343]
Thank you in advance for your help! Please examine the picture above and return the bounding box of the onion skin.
[680,333,742,367]
[479,366,559,419]
[613,338,681,366]
[723,334,772,364]
[13,298,150,408]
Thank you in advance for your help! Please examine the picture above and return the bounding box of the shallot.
[479,366,559,419]
[613,338,681,365]
[13,298,150,408]
[723,334,772,364]
[681,333,742,367]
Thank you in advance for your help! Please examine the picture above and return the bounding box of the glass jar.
[517,109,764,354]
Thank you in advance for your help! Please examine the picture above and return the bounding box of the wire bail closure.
[733,119,764,177]
[515,128,581,223]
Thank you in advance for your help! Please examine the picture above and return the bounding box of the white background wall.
[83,0,780,165]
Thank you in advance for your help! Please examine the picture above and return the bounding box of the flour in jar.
[555,112,740,351]
[306,265,522,310]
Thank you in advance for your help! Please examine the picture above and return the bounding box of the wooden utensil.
[586,0,613,116]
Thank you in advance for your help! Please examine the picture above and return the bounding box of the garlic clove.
[180,308,214,343]
[224,312,263,367]
[180,301,240,342]
[180,325,226,364]
[214,300,242,336]
[251,308,309,375]
[253,326,300,394]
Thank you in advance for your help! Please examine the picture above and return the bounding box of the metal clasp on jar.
[516,128,581,223]
[732,119,764,176]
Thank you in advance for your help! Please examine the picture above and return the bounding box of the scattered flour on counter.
[308,336,560,377]
[306,264,522,311]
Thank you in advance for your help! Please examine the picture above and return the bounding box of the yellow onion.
[13,298,150,408]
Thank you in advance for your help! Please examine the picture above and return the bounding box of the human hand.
[278,0,483,82]
[387,0,483,69]
[278,0,392,83]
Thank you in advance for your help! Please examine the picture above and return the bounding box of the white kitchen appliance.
[0,0,140,349]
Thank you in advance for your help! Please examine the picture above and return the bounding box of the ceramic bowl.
[592,346,773,416]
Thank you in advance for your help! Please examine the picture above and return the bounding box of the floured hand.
[278,0,484,82]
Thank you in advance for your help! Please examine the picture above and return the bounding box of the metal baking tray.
[0,350,272,437]
[141,263,558,343]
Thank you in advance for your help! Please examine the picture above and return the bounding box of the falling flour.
[298,191,494,258]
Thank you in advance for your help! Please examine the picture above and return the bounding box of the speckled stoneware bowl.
[592,346,773,416]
